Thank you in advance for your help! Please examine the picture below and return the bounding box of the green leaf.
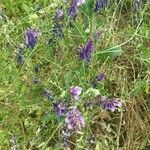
[95,45,122,60]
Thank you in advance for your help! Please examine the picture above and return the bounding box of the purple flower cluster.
[52,86,84,132]
[65,108,85,130]
[68,0,85,19]
[99,96,122,112]
[70,86,82,100]
[54,101,67,116]
[68,4,77,19]
[94,0,108,12]
[25,28,38,48]
[97,72,106,81]
[80,39,94,61]
[16,29,39,64]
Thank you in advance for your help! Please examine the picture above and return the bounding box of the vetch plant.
[54,8,64,21]
[68,3,78,19]
[94,0,108,12]
[25,28,39,48]
[65,108,85,131]
[97,72,106,81]
[54,101,67,116]
[92,72,106,88]
[2,0,149,149]
[80,39,94,61]
[68,0,85,19]
[99,96,122,112]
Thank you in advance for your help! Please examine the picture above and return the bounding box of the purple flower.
[55,9,64,20]
[94,0,107,12]
[25,28,38,48]
[100,96,122,112]
[76,0,85,6]
[65,108,85,130]
[80,39,94,61]
[68,0,85,19]
[91,72,105,88]
[68,4,77,19]
[97,72,106,81]
[54,101,67,116]
[70,86,82,100]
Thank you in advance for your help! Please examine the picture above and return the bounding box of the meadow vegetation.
[0,0,149,149]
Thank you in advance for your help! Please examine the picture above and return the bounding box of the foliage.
[0,0,149,149]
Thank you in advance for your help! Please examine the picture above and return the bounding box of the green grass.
[0,0,150,149]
